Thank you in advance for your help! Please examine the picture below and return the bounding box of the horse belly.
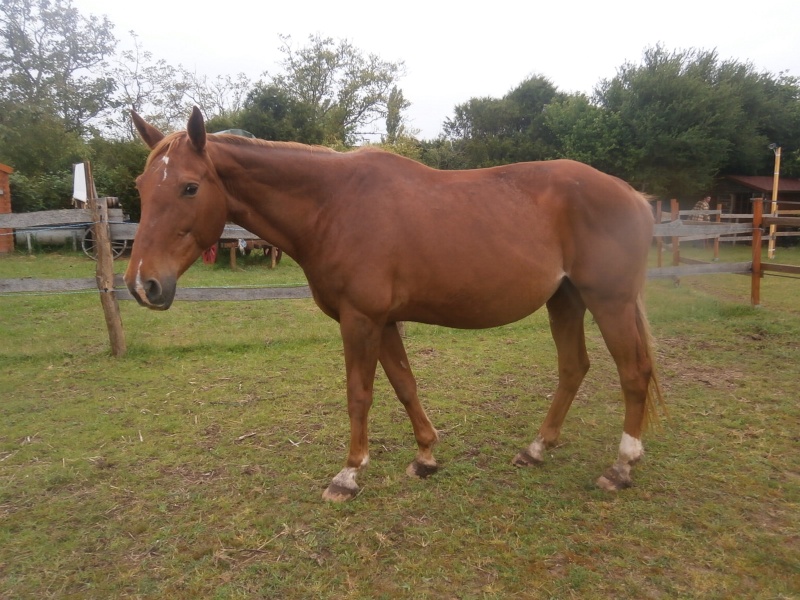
[399,260,563,329]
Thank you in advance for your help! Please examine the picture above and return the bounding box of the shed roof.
[0,163,13,174]
[724,175,800,193]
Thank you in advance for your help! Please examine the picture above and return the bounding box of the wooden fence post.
[86,162,127,357]
[751,198,763,308]
[713,203,721,261]
[655,200,663,268]
[670,199,680,267]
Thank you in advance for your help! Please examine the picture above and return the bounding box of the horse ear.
[131,110,164,149]
[187,106,206,152]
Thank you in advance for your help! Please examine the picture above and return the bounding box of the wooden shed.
[713,175,800,214]
[0,163,13,254]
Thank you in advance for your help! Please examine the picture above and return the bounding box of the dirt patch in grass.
[656,337,745,391]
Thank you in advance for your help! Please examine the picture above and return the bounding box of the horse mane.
[144,131,337,169]
[210,133,337,155]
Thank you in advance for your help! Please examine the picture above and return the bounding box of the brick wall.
[0,164,13,253]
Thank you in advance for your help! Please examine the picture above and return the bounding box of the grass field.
[1,246,798,599]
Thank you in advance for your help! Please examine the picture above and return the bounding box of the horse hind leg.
[514,279,589,467]
[586,296,659,491]
[379,323,440,478]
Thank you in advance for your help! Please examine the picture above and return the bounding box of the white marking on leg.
[526,435,547,462]
[331,467,359,491]
[619,432,644,464]
[597,433,642,491]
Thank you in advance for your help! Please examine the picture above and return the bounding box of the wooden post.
[713,203,721,261]
[751,198,763,307]
[670,199,680,267]
[270,245,278,269]
[655,200,663,268]
[768,147,781,259]
[86,162,127,357]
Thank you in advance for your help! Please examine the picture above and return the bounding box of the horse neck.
[209,141,334,261]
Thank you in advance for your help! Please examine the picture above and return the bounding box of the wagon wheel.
[81,228,127,260]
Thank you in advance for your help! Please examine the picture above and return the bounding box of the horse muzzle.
[126,272,177,310]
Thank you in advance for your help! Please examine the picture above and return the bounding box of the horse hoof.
[512,450,543,467]
[406,460,438,479]
[322,482,359,502]
[596,466,632,491]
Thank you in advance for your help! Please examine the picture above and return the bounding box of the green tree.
[593,45,800,196]
[9,170,72,212]
[103,33,192,138]
[418,138,469,170]
[714,66,800,176]
[88,136,149,221]
[104,33,253,139]
[542,94,632,175]
[443,75,562,167]
[267,34,407,145]
[233,83,325,144]
[385,86,410,144]
[0,104,86,174]
[0,0,116,135]
[185,72,251,123]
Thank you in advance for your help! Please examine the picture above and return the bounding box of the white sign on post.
[72,163,97,205]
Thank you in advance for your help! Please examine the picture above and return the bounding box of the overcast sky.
[72,0,800,140]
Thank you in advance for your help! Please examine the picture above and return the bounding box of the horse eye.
[183,183,199,197]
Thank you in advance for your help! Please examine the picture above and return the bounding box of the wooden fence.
[0,209,312,298]
[650,198,800,306]
[650,198,753,278]
[2,196,800,356]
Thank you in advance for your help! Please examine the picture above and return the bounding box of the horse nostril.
[129,270,176,310]
[143,278,163,302]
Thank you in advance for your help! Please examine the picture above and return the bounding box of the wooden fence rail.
[0,209,309,299]
[0,210,267,244]
[0,275,311,300]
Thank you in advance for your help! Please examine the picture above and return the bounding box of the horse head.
[124,107,228,310]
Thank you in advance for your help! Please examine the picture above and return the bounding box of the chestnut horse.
[126,108,663,501]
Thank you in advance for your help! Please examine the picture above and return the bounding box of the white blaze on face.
[619,432,644,464]
[134,259,149,305]
[160,156,170,182]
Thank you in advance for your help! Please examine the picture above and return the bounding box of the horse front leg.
[379,322,439,478]
[322,311,382,502]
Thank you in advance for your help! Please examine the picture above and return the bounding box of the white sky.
[72,0,800,140]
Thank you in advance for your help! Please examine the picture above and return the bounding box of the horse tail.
[636,295,666,430]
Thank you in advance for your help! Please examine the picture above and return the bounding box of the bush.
[89,138,149,222]
[9,171,73,213]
